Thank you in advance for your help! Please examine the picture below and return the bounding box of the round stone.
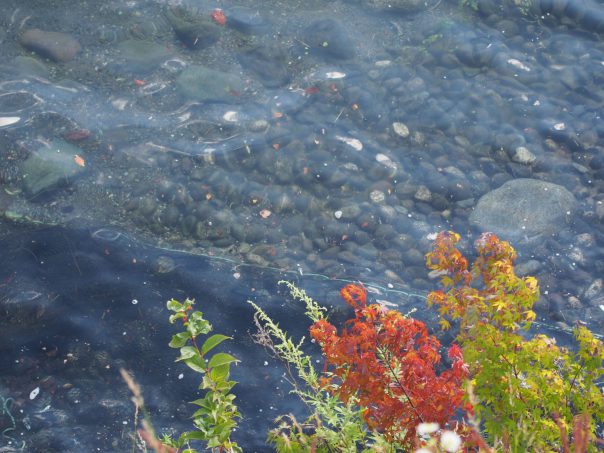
[512,146,537,165]
[469,178,577,239]
[392,122,409,138]
[369,190,386,203]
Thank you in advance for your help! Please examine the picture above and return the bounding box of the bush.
[123,231,604,452]
[426,231,604,452]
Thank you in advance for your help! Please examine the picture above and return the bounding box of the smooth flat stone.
[19,29,81,62]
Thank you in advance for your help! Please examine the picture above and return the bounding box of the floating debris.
[0,116,20,127]
[335,135,363,151]
[325,71,346,79]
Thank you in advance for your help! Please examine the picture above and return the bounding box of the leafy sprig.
[164,298,241,453]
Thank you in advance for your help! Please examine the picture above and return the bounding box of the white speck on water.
[334,210,342,219]
[178,373,184,380]
[29,387,40,400]
[131,299,138,305]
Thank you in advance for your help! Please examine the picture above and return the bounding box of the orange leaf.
[211,9,226,25]
[74,155,85,167]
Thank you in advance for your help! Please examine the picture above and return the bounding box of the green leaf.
[190,397,212,407]
[210,363,230,381]
[192,407,211,418]
[201,334,231,356]
[168,312,186,324]
[188,312,212,337]
[167,298,183,312]
[180,431,208,441]
[208,352,239,369]
[214,379,237,393]
[169,331,191,348]
[184,355,207,373]
[176,346,198,362]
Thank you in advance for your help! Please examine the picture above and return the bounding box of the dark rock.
[165,7,220,49]
[19,29,81,62]
[238,43,291,88]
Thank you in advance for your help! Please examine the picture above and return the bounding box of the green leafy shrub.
[426,231,604,451]
[162,298,241,453]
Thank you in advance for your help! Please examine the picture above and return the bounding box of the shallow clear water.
[1,0,604,451]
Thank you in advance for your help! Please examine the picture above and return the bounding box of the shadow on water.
[0,225,428,452]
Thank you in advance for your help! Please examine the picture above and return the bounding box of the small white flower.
[440,430,462,452]
[415,449,432,453]
[416,422,440,436]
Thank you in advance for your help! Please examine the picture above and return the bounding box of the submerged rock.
[177,65,245,102]
[19,139,86,197]
[10,56,50,77]
[19,29,81,62]
[116,39,172,74]
[238,43,291,88]
[469,178,577,239]
[227,7,269,35]
[165,6,221,49]
[302,19,355,60]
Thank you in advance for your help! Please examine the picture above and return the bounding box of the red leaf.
[211,9,226,25]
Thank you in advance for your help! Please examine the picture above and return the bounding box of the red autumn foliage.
[211,9,226,26]
[310,284,469,447]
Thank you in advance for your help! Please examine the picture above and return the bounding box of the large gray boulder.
[469,178,577,239]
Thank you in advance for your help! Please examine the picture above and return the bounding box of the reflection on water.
[1,0,604,450]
